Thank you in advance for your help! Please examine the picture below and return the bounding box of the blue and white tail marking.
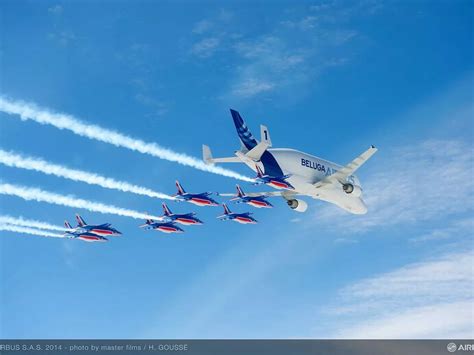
[231,109,258,150]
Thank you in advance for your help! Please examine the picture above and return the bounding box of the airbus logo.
[447,343,474,352]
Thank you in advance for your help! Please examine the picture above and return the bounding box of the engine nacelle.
[287,199,308,213]
[342,183,362,197]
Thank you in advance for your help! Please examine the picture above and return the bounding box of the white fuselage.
[241,148,367,214]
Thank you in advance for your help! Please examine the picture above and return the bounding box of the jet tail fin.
[230,109,258,150]
[64,220,72,229]
[222,203,231,215]
[162,203,172,216]
[75,214,86,227]
[175,181,186,195]
[255,164,265,178]
[236,184,245,197]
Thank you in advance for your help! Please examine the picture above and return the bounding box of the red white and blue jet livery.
[74,214,122,237]
[140,219,184,234]
[217,204,258,224]
[225,184,273,208]
[63,221,108,242]
[161,203,203,225]
[254,165,295,190]
[174,181,219,207]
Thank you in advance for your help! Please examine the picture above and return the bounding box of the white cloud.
[191,37,220,58]
[327,250,474,338]
[315,139,474,233]
[231,79,275,97]
[192,20,213,34]
[48,5,63,15]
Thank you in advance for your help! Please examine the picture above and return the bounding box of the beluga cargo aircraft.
[203,109,377,214]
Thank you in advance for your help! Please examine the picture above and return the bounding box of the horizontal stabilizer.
[202,145,241,164]
[245,142,269,162]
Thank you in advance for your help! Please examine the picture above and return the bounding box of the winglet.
[202,145,214,165]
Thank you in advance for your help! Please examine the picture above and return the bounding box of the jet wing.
[314,146,378,188]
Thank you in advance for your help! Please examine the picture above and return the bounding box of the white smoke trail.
[0,215,68,232]
[0,183,161,220]
[0,97,253,182]
[0,149,174,200]
[0,224,64,238]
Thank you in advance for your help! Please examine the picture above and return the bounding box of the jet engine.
[342,183,362,197]
[287,199,308,212]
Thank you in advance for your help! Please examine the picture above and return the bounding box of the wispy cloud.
[326,250,474,338]
[314,139,474,234]
[0,97,253,182]
[0,149,174,200]
[188,4,367,100]
[47,4,63,15]
[0,182,161,220]
[192,20,213,34]
[191,37,221,58]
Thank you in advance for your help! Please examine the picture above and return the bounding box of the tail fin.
[222,203,231,215]
[230,109,258,150]
[175,180,186,195]
[236,184,245,197]
[75,214,86,227]
[64,220,72,229]
[255,164,265,178]
[146,219,154,224]
[162,203,172,216]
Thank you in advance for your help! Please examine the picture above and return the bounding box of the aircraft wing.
[314,145,377,188]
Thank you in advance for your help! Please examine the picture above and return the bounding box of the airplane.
[254,164,294,190]
[74,214,122,237]
[64,221,108,242]
[203,109,377,214]
[174,181,219,207]
[161,203,203,225]
[217,204,258,224]
[140,219,184,234]
[219,184,273,208]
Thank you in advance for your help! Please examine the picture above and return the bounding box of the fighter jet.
[221,185,273,208]
[74,214,121,237]
[254,165,294,190]
[140,219,184,234]
[174,181,219,207]
[64,221,108,242]
[217,204,258,224]
[161,203,203,225]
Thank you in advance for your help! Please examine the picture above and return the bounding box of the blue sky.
[0,0,473,338]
